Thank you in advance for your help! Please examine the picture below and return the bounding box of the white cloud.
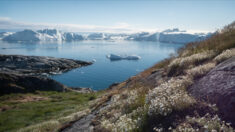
[0,17,11,21]
[0,17,158,33]
[0,17,212,33]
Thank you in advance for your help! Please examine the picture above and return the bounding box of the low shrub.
[214,48,235,63]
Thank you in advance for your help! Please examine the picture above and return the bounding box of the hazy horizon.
[1,0,235,33]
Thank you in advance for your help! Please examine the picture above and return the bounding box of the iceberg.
[87,33,105,40]
[125,29,212,43]
[1,28,212,43]
[125,55,141,60]
[107,54,141,61]
[2,29,40,42]
[2,29,84,42]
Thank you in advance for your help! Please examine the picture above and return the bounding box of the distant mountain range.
[0,28,213,44]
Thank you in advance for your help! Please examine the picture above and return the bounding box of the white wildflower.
[146,76,195,116]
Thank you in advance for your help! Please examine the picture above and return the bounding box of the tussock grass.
[167,51,216,76]
[187,62,216,79]
[214,48,235,63]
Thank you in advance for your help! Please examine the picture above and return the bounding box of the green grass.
[0,91,99,132]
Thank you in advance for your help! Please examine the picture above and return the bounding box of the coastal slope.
[1,22,234,132]
[62,22,235,132]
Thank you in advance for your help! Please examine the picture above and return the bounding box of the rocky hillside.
[61,22,235,132]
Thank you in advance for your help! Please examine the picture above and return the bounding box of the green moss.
[0,91,99,132]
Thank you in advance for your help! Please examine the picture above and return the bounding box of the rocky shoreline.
[0,54,93,95]
[0,54,92,75]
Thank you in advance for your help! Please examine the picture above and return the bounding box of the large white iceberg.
[107,54,141,61]
[2,29,84,42]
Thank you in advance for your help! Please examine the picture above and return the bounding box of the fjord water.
[0,41,183,90]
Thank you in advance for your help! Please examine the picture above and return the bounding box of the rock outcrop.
[0,54,92,75]
[0,54,92,95]
[0,72,66,95]
[189,57,235,125]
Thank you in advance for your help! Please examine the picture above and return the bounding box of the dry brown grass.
[178,23,235,58]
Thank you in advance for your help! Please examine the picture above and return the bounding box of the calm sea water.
[0,41,183,90]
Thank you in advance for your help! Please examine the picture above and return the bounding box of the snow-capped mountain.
[1,28,212,44]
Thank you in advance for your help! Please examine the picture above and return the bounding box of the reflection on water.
[0,40,184,90]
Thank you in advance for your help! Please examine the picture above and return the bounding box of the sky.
[0,0,235,33]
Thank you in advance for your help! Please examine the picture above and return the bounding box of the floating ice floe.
[49,71,62,75]
[92,59,96,62]
[106,54,141,61]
